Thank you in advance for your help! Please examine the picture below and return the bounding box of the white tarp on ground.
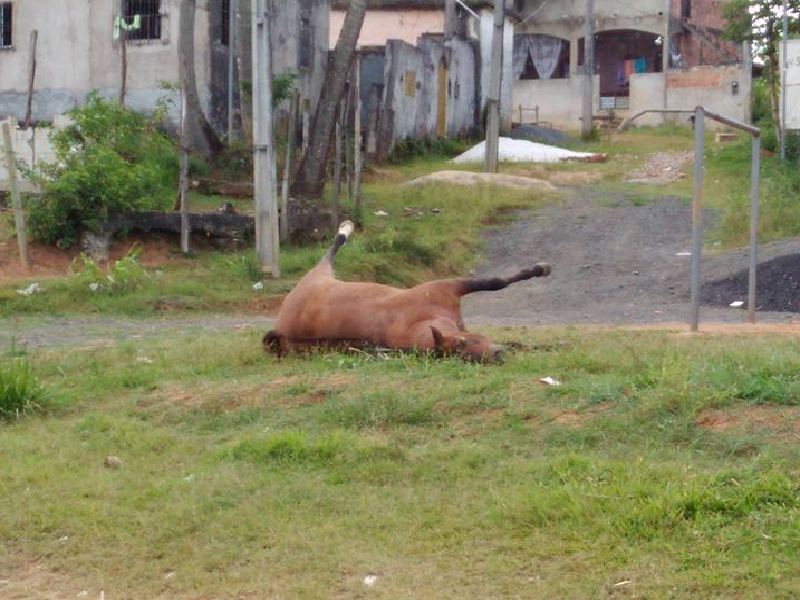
[451,137,600,164]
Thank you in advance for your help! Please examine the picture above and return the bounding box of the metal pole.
[581,0,595,138]
[179,59,190,254]
[780,0,788,163]
[252,0,279,276]
[690,107,705,332]
[354,54,363,221]
[484,0,504,173]
[1,120,30,270]
[228,0,238,142]
[748,133,761,323]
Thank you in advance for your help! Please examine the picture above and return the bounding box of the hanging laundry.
[624,60,635,80]
[634,57,648,73]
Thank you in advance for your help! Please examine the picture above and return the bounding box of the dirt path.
[463,189,799,326]
[1,315,275,351]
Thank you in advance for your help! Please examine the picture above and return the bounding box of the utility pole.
[581,0,595,138]
[24,30,38,128]
[252,0,280,276]
[228,0,238,141]
[780,0,788,162]
[485,0,504,173]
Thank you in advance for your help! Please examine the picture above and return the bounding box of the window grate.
[220,0,230,45]
[0,3,12,47]
[123,0,162,41]
[299,17,313,68]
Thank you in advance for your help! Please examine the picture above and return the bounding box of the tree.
[293,0,369,199]
[722,0,799,140]
[178,0,223,156]
[236,0,253,142]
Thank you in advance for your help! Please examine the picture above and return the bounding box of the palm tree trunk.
[178,0,223,157]
[293,0,368,199]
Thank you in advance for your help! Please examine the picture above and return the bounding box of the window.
[0,2,12,48]
[299,17,313,68]
[681,0,691,18]
[123,0,162,41]
[220,0,230,45]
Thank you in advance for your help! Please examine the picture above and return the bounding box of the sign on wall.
[782,39,800,129]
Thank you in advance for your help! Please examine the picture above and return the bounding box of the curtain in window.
[512,35,531,81]
[530,35,562,80]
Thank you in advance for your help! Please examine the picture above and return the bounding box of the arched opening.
[513,34,570,81]
[578,29,663,108]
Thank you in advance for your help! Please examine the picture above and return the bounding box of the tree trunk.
[178,0,223,156]
[236,0,253,143]
[293,0,368,199]
[765,23,782,147]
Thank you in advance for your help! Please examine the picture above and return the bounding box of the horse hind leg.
[321,220,355,266]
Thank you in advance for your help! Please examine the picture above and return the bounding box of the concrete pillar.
[570,36,579,77]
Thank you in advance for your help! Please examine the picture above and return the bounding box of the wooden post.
[484,0,504,173]
[301,99,310,157]
[252,0,280,276]
[344,79,353,199]
[119,24,128,106]
[281,91,298,243]
[179,60,190,254]
[25,30,38,128]
[1,120,30,270]
[333,99,344,229]
[581,0,595,138]
[354,55,363,221]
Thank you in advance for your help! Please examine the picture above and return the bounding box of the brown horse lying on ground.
[263,221,551,362]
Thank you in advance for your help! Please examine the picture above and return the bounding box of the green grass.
[2,125,798,317]
[2,328,800,598]
[1,175,554,317]
[0,355,47,420]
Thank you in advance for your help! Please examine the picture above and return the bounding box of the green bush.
[28,93,179,248]
[0,358,47,421]
[386,136,472,164]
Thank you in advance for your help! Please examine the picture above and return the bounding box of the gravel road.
[463,189,798,325]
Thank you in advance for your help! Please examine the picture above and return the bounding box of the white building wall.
[781,39,800,129]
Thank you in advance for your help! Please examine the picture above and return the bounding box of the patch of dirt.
[553,403,611,428]
[403,170,555,192]
[505,166,605,185]
[246,294,285,317]
[0,560,83,600]
[144,374,356,412]
[701,253,800,313]
[361,167,404,184]
[695,406,800,436]
[0,231,186,282]
[627,151,693,183]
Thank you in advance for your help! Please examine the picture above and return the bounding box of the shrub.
[28,93,179,248]
[70,245,148,293]
[0,358,47,421]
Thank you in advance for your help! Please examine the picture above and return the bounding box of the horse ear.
[430,326,446,349]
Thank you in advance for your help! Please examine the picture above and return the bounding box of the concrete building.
[331,0,518,127]
[782,39,800,130]
[0,0,330,135]
[512,0,751,129]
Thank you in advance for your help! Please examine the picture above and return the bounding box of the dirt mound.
[701,253,800,312]
[628,151,693,183]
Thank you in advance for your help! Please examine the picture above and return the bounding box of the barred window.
[124,0,162,41]
[299,17,313,68]
[220,0,230,45]
[0,3,12,48]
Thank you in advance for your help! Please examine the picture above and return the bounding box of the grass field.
[2,125,798,319]
[2,328,800,598]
